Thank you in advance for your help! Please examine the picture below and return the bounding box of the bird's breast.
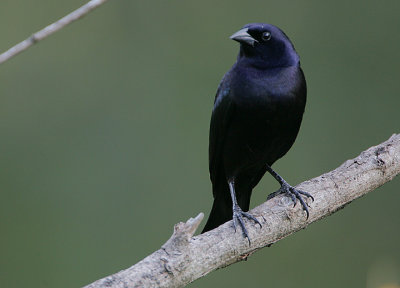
[222,65,306,169]
[231,65,303,107]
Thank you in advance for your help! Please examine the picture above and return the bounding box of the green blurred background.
[1,0,399,287]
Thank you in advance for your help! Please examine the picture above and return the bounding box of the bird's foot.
[232,204,262,244]
[267,182,314,219]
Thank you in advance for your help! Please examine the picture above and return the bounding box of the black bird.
[202,23,313,240]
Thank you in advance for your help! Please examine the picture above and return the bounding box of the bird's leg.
[228,179,261,243]
[266,165,314,219]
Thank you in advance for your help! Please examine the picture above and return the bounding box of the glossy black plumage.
[202,23,312,238]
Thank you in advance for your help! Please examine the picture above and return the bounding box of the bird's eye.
[261,31,272,41]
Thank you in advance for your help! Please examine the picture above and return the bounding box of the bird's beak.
[230,28,258,47]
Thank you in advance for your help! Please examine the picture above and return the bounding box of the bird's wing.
[209,78,235,197]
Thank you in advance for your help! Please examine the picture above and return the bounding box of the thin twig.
[84,134,400,288]
[0,0,110,65]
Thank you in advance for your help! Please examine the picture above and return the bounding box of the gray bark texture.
[84,134,400,288]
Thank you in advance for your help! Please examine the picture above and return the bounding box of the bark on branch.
[84,134,400,288]
[0,0,110,65]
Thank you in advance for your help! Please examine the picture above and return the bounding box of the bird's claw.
[232,205,262,244]
[268,182,314,219]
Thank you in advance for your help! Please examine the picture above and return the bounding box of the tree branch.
[0,0,110,65]
[84,134,400,288]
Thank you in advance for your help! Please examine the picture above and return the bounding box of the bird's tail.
[202,196,232,233]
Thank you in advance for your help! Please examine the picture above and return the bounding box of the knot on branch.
[162,213,204,254]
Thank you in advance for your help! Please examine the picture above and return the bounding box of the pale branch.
[0,0,110,65]
[84,134,400,288]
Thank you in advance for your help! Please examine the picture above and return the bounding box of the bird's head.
[230,23,300,68]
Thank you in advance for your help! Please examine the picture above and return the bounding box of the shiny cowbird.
[202,23,313,240]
